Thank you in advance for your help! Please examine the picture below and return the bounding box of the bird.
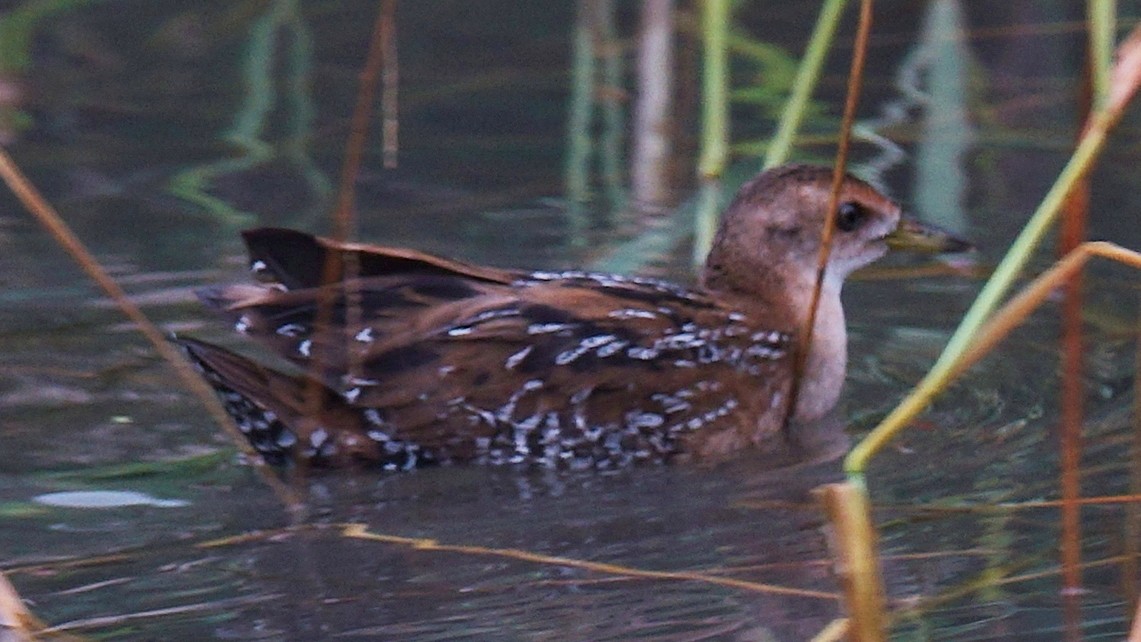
[177,164,969,471]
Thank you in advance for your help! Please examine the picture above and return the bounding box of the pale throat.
[786,274,848,422]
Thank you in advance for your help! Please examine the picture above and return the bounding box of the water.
[1,1,1139,639]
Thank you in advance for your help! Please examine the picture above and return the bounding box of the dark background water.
[1,1,1140,639]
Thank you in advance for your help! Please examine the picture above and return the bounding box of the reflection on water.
[1,0,1139,640]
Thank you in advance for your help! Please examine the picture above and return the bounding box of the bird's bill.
[886,217,973,254]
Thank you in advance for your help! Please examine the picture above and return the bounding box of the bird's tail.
[175,336,308,465]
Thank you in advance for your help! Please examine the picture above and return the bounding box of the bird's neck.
[788,280,847,422]
[702,265,848,422]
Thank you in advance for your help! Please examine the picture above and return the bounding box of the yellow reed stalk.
[816,482,886,642]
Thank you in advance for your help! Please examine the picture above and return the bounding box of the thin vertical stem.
[598,0,626,212]
[333,0,391,240]
[817,483,886,642]
[1058,181,1087,626]
[1127,311,1141,611]
[631,0,675,210]
[380,0,399,168]
[307,0,394,419]
[1088,0,1115,109]
[693,0,730,265]
[697,0,729,180]
[565,0,595,246]
[763,0,849,169]
[789,0,873,431]
[1057,0,1103,609]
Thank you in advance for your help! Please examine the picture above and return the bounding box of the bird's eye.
[835,201,868,232]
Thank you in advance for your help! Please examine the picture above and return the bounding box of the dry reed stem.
[196,522,1141,634]
[790,0,873,432]
[801,2,886,638]
[340,523,838,600]
[0,147,302,514]
[0,569,40,642]
[197,522,838,599]
[952,242,1141,378]
[1129,318,1141,608]
[1057,21,1096,598]
[816,482,885,642]
[380,0,399,168]
[333,0,392,240]
[303,1,396,420]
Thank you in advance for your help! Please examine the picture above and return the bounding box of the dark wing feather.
[242,227,525,289]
